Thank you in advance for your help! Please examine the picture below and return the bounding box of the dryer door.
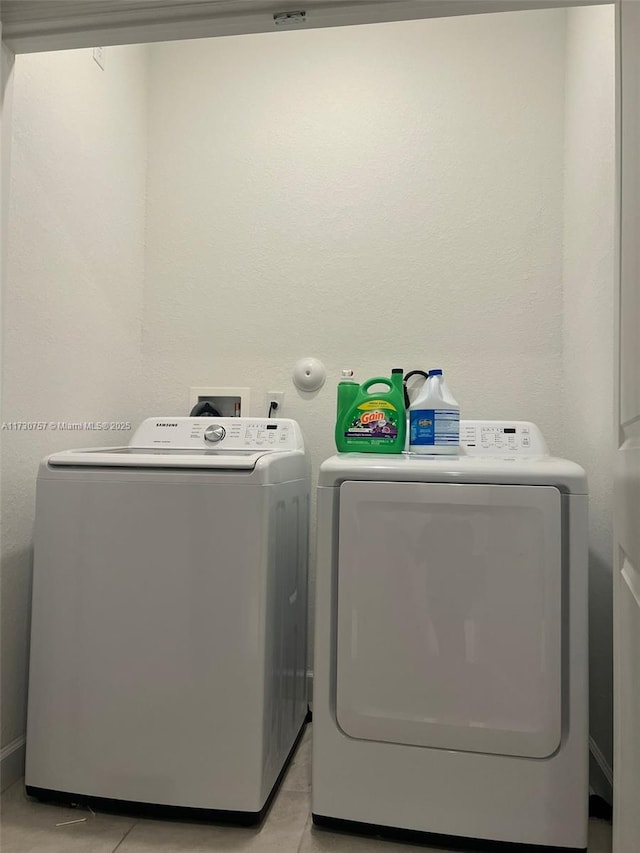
[335,480,562,758]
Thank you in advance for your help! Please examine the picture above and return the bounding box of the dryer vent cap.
[190,401,222,417]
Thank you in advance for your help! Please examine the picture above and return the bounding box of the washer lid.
[46,417,305,470]
[47,447,270,469]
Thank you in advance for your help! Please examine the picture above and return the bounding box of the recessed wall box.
[188,387,250,418]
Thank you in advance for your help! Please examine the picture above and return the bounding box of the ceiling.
[0,0,609,53]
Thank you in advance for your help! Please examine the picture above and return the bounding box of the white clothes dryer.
[26,417,310,823]
[312,421,588,850]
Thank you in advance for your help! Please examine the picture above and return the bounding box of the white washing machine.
[26,417,310,823]
[312,421,588,850]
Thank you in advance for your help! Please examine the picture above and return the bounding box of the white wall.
[0,5,616,797]
[562,4,615,801]
[0,27,17,791]
[0,45,148,787]
[144,11,566,449]
[144,8,568,662]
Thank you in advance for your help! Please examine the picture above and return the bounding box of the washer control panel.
[460,421,548,456]
[130,417,303,451]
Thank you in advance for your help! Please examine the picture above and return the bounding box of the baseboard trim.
[1,735,25,792]
[589,736,613,805]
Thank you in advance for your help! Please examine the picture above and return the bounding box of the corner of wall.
[0,736,25,792]
[1,30,17,771]
[562,3,616,802]
[2,32,16,385]
[590,736,614,804]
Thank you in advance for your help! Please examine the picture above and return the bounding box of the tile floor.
[1,726,612,853]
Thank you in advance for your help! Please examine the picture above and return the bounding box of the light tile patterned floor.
[0,727,612,853]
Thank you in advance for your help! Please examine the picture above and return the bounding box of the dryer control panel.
[130,417,304,452]
[460,421,548,456]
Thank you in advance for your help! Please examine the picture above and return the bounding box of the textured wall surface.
[143,11,566,446]
[2,6,616,790]
[562,5,615,798]
[1,46,148,753]
[143,9,567,653]
[0,28,17,789]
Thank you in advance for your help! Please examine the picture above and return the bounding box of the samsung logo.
[156,423,178,427]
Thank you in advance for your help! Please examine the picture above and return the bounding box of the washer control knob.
[204,424,226,444]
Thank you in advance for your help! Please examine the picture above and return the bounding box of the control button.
[522,436,530,447]
[204,424,226,444]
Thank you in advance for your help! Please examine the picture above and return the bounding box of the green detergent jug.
[335,368,406,453]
